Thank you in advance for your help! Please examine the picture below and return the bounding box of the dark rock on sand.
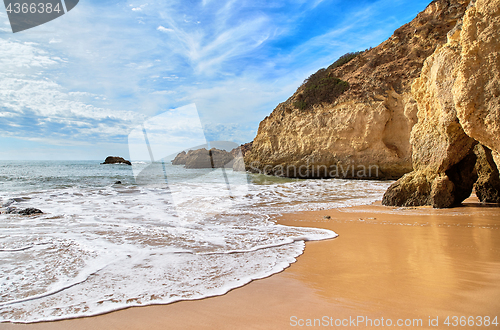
[102,156,132,165]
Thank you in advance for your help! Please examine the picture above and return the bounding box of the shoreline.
[3,197,500,329]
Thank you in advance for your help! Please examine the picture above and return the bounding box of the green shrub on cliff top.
[327,51,363,71]
[294,51,362,110]
[294,68,349,110]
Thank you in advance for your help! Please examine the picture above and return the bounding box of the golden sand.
[3,198,500,329]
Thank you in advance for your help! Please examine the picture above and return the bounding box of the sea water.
[0,161,392,323]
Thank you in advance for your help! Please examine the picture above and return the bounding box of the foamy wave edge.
[0,229,337,324]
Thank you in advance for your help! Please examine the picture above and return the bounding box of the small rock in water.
[6,208,43,215]
[19,208,43,215]
[323,215,331,219]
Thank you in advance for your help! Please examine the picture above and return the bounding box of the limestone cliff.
[245,0,469,179]
[453,0,500,152]
[171,151,188,165]
[383,0,500,208]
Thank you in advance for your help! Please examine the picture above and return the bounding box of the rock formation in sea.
[171,151,188,165]
[383,0,500,208]
[101,156,132,165]
[244,0,470,179]
[172,148,234,169]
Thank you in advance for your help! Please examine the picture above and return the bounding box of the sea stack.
[101,156,132,165]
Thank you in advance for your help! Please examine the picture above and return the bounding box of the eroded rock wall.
[383,0,500,208]
[245,0,469,179]
[453,0,500,152]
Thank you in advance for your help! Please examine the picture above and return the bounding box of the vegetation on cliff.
[294,70,349,110]
[294,52,363,110]
[327,51,364,71]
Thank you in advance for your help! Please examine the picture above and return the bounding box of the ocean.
[0,161,392,323]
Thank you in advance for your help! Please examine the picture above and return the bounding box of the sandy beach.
[3,197,500,329]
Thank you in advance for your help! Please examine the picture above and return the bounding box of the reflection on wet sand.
[279,199,500,320]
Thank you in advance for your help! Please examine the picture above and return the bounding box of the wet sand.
[3,197,500,329]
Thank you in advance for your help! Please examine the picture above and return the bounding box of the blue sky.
[0,0,430,160]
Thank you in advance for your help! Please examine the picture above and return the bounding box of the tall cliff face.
[245,0,469,179]
[383,0,500,208]
[453,0,500,153]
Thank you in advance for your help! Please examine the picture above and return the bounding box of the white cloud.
[157,26,174,33]
[131,3,147,11]
[0,39,145,143]
[128,104,206,163]
[0,39,60,70]
[154,3,273,74]
[151,90,176,95]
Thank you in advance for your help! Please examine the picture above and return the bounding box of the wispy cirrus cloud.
[0,0,432,159]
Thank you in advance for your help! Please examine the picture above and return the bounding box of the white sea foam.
[0,161,392,323]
